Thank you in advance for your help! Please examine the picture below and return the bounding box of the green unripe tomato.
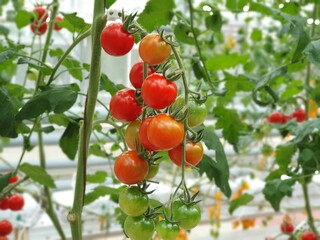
[27,68,39,81]
[119,186,149,216]
[172,201,201,230]
[146,164,159,180]
[124,215,155,240]
[156,220,180,240]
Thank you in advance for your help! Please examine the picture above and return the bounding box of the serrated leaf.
[86,171,108,183]
[0,88,17,138]
[84,186,119,205]
[206,53,250,71]
[291,119,320,144]
[59,121,79,160]
[137,0,175,32]
[275,143,297,169]
[263,179,295,211]
[303,40,320,65]
[229,193,254,214]
[16,84,79,120]
[19,163,56,188]
[15,10,32,29]
[0,173,11,191]
[60,12,91,33]
[89,144,107,157]
[0,48,19,64]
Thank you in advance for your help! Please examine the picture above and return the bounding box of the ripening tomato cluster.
[100,22,205,239]
[30,6,63,36]
[267,109,306,124]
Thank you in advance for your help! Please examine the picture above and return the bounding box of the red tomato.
[100,23,134,56]
[109,89,142,122]
[301,231,317,240]
[147,114,184,150]
[54,15,63,31]
[30,21,48,35]
[8,176,18,184]
[125,120,141,151]
[114,150,149,184]
[280,222,294,234]
[0,220,12,236]
[129,62,154,89]
[0,236,8,240]
[8,194,24,211]
[139,33,171,65]
[0,197,9,210]
[268,112,283,124]
[33,6,48,22]
[292,109,306,122]
[139,117,159,152]
[169,142,204,167]
[282,114,293,124]
[141,73,177,109]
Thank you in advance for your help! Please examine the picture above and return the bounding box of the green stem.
[47,28,91,86]
[23,34,36,87]
[68,1,105,238]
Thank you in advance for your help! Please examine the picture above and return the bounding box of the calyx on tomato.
[172,200,201,230]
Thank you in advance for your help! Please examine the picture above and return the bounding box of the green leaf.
[0,25,9,35]
[303,40,320,65]
[263,179,295,211]
[137,0,175,32]
[291,120,320,144]
[59,121,79,160]
[0,88,17,138]
[205,10,222,32]
[84,186,119,205]
[275,143,297,169]
[19,163,56,188]
[15,10,32,29]
[0,173,11,192]
[106,0,116,9]
[86,171,108,183]
[265,169,286,181]
[60,12,91,33]
[289,19,310,63]
[62,57,83,81]
[206,53,250,71]
[89,144,107,157]
[100,73,125,96]
[229,193,254,214]
[17,57,53,75]
[173,23,195,45]
[48,114,70,127]
[213,106,245,146]
[0,48,20,64]
[250,28,262,42]
[281,2,300,15]
[16,84,80,120]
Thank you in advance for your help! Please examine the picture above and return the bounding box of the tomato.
[124,215,155,240]
[125,120,141,151]
[301,231,317,240]
[141,73,177,110]
[33,6,48,22]
[292,109,306,122]
[109,89,142,122]
[114,150,148,184]
[282,114,293,124]
[280,222,294,234]
[139,33,171,65]
[100,23,134,56]
[146,164,159,180]
[119,186,149,217]
[168,141,204,167]
[172,95,208,127]
[8,176,18,184]
[268,112,283,124]
[30,21,48,35]
[129,62,154,89]
[8,194,24,211]
[147,114,184,150]
[54,15,63,31]
[156,220,180,240]
[0,236,8,240]
[0,220,12,236]
[27,68,39,81]
[0,196,9,210]
[172,201,201,230]
[139,117,159,152]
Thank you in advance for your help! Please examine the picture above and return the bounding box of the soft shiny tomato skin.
[141,73,177,110]
[156,220,180,240]
[146,164,159,180]
[33,7,48,22]
[125,120,141,151]
[109,89,142,122]
[292,109,306,122]
[280,222,294,234]
[8,194,24,211]
[0,196,9,210]
[139,117,159,151]
[147,114,184,150]
[119,186,149,217]
[54,15,63,31]
[8,175,18,184]
[172,201,201,230]
[268,112,283,124]
[129,62,154,89]
[124,215,155,240]
[30,21,48,35]
[0,220,12,236]
[139,33,171,65]
[100,23,134,56]
[114,150,148,184]
[301,231,317,240]
[168,142,204,167]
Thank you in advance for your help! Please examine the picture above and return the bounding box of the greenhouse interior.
[1,0,320,239]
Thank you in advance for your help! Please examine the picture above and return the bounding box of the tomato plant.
[172,201,201,230]
[8,176,18,184]
[292,109,306,122]
[100,23,134,56]
[168,141,204,167]
[118,186,149,216]
[8,194,24,211]
[30,21,48,35]
[0,220,12,236]
[139,33,171,65]
[268,112,283,124]
[156,220,180,240]
[124,215,155,240]
[33,6,48,22]
[114,150,148,184]
[129,62,154,89]
[280,222,294,234]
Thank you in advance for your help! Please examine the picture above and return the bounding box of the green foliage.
[84,186,119,205]
[59,121,79,160]
[86,171,108,183]
[206,53,250,71]
[15,10,32,29]
[19,163,56,188]
[303,40,320,65]
[229,193,254,214]
[275,143,297,170]
[60,12,91,33]
[205,9,222,32]
[0,173,11,192]
[0,88,17,137]
[100,73,125,96]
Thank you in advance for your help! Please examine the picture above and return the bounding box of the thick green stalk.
[68,0,105,239]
